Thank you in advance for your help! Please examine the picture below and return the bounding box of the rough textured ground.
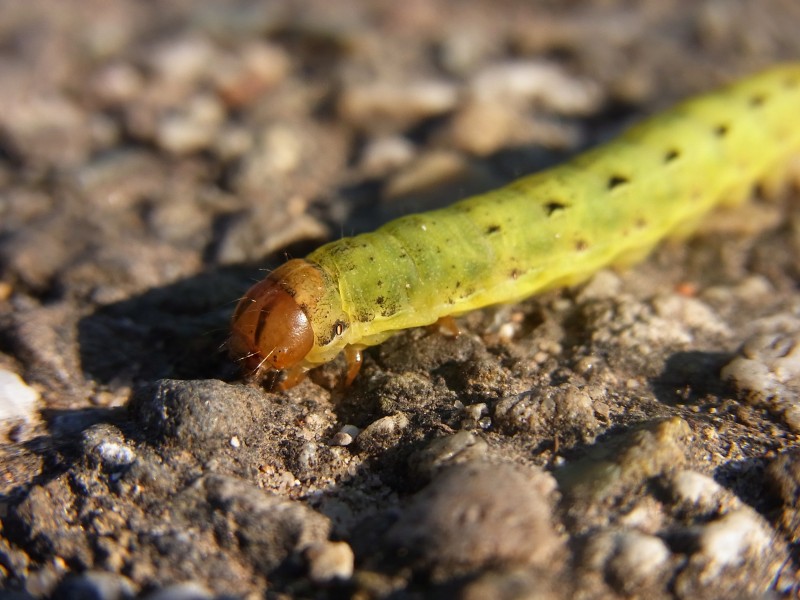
[1,1,800,598]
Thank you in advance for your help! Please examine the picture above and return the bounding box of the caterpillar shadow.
[76,244,317,387]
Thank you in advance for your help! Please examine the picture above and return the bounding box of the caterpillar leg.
[278,366,309,390]
[432,315,461,337]
[344,345,364,386]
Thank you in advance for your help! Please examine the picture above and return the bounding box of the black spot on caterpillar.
[607,175,629,189]
[544,201,569,215]
[229,64,800,388]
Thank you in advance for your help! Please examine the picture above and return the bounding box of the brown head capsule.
[228,264,315,379]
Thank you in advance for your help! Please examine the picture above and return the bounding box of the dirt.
[2,1,800,598]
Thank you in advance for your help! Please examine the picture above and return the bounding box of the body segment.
[230,64,800,386]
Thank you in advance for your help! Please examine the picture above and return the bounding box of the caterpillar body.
[229,64,800,388]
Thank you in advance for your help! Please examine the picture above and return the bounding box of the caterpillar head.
[228,260,319,379]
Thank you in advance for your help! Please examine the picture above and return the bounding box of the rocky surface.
[2,0,800,598]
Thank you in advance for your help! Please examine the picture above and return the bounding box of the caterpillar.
[229,63,800,389]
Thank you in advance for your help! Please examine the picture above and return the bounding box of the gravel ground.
[1,1,800,598]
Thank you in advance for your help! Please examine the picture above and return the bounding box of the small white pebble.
[230,436,241,449]
[593,401,610,420]
[497,322,517,341]
[722,332,800,431]
[214,124,254,160]
[260,124,303,173]
[329,432,353,446]
[576,270,622,302]
[95,440,136,469]
[448,100,522,155]
[358,135,415,176]
[652,295,730,336]
[696,508,771,576]
[783,404,800,432]
[360,414,409,440]
[305,541,355,582]
[147,35,215,83]
[339,80,459,130]
[464,403,488,421]
[0,370,40,430]
[383,150,467,198]
[468,60,602,114]
[0,281,12,301]
[669,470,724,508]
[609,531,670,582]
[157,94,225,154]
[90,62,144,103]
[142,582,213,600]
[533,351,549,364]
[329,424,360,446]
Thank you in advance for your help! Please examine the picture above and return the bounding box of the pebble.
[0,369,40,435]
[53,571,136,600]
[95,440,136,471]
[212,41,291,107]
[493,383,600,443]
[702,275,774,307]
[609,531,670,581]
[467,60,602,114]
[765,448,800,539]
[665,469,725,510]
[617,497,665,532]
[557,418,691,504]
[582,295,695,351]
[211,206,328,265]
[437,28,496,76]
[202,475,331,573]
[338,79,459,132]
[145,34,215,84]
[81,425,137,473]
[584,530,670,592]
[358,135,416,177]
[447,100,522,156]
[693,508,771,577]
[459,568,561,600]
[0,92,90,167]
[156,93,226,154]
[651,294,730,337]
[213,123,254,160]
[128,379,267,449]
[357,413,409,453]
[329,424,361,446]
[576,270,622,302]
[75,149,163,209]
[408,430,489,481]
[259,123,305,174]
[142,582,213,600]
[387,461,560,575]
[383,150,468,198]
[231,121,326,195]
[305,540,355,583]
[721,332,800,432]
[90,62,145,105]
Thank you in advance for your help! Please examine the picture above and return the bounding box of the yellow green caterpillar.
[229,63,800,388]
